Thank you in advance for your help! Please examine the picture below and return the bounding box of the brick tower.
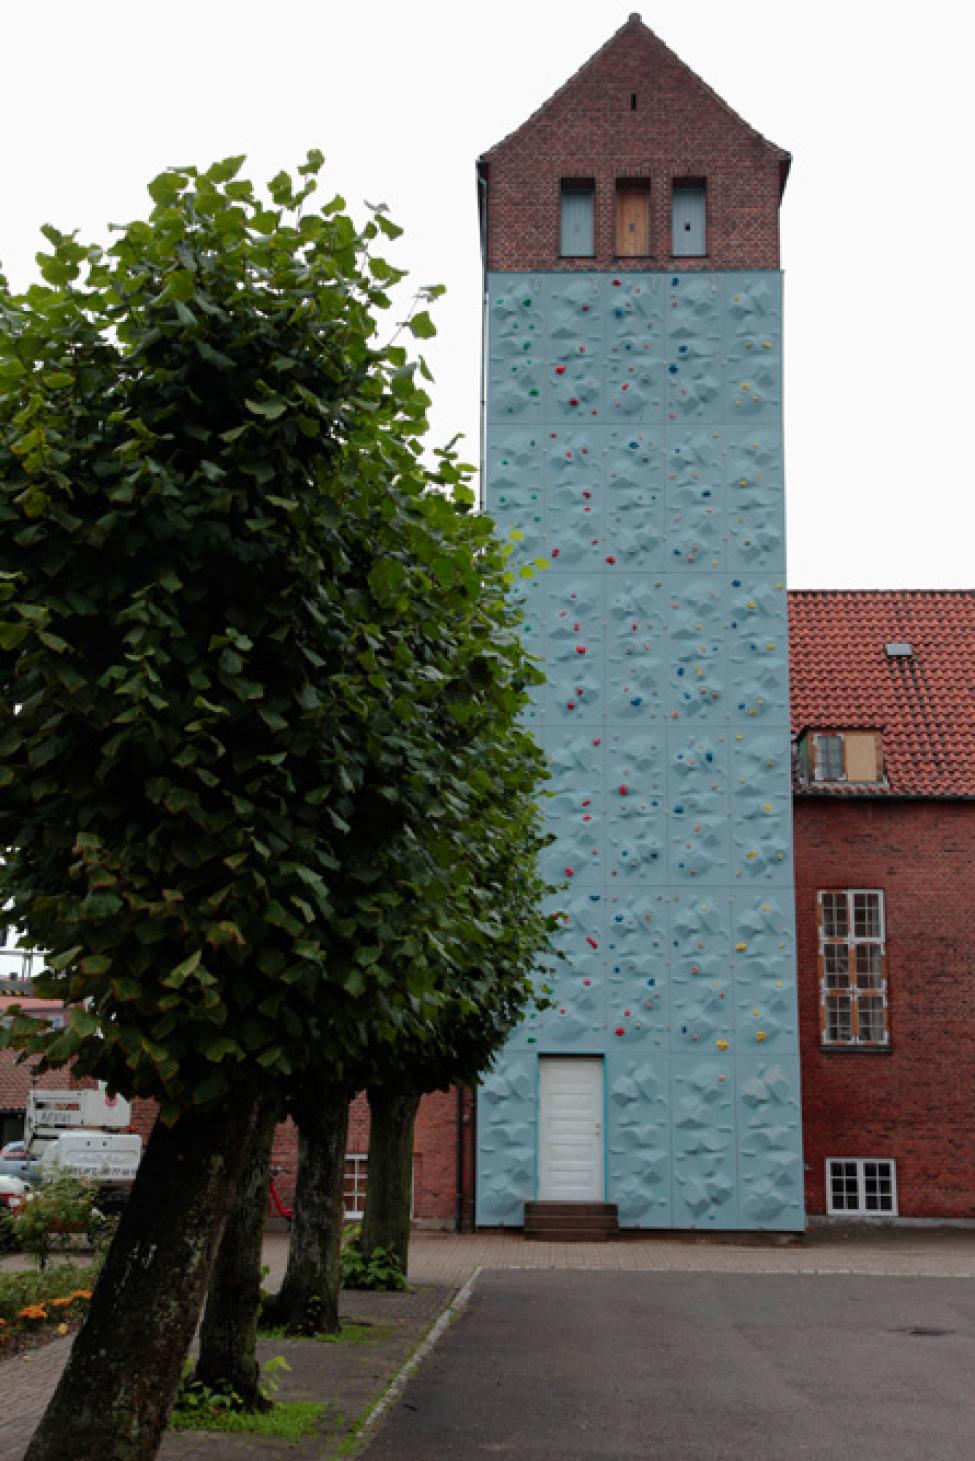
[475,15,804,1231]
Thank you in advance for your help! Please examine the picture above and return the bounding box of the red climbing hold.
[618,784,629,796]
[614,1027,625,1036]
[569,398,579,407]
[564,867,574,877]
[606,555,616,565]
[555,365,565,375]
[586,936,598,949]
[551,547,560,558]
[575,645,586,655]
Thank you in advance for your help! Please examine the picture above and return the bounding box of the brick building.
[790,591,975,1222]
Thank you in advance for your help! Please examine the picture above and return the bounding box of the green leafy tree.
[0,154,551,1459]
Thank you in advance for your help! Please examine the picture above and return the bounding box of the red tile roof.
[789,591,975,798]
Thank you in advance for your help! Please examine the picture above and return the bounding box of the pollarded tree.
[0,154,550,1460]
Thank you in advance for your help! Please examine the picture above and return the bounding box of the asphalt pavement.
[360,1269,975,1460]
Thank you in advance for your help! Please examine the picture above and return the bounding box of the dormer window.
[802,731,884,785]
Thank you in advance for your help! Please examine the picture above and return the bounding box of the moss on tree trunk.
[260,1084,348,1335]
[24,1097,260,1461]
[193,1096,280,1409]
[359,1085,420,1273]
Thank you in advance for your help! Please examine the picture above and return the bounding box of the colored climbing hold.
[716,1039,729,1050]
[755,1031,768,1042]
[618,784,629,796]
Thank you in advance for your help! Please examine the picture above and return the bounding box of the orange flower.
[56,1322,70,1336]
[70,1289,93,1301]
[17,1305,49,1321]
[51,1296,73,1309]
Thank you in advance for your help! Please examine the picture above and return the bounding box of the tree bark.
[24,1096,261,1461]
[260,1083,349,1335]
[359,1084,420,1274]
[193,1095,280,1409]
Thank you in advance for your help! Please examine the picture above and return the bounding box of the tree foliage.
[0,152,553,1122]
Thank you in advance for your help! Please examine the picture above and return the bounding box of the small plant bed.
[258,1319,396,1346]
[169,1399,327,1439]
[170,1356,326,1438]
[0,1263,96,1359]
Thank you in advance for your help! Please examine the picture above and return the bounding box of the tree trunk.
[359,1084,420,1273]
[260,1083,349,1335]
[24,1096,261,1461]
[193,1095,280,1409]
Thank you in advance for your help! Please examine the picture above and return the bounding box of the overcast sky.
[2,1,971,589]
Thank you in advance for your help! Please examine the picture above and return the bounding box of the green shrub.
[7,1175,102,1270]
[340,1242,407,1292]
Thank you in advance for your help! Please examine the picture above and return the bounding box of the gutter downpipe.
[476,159,489,515]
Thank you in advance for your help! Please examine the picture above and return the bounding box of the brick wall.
[270,1088,466,1229]
[794,798,975,1219]
[483,22,784,273]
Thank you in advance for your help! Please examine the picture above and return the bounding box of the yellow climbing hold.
[762,803,773,813]
[716,1039,729,1050]
[755,1031,768,1042]
[735,942,747,952]
[746,849,758,859]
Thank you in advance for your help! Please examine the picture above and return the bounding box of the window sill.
[819,1044,892,1055]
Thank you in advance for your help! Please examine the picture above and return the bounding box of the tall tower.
[475,15,804,1231]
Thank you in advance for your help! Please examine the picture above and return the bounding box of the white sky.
[2,1,972,589]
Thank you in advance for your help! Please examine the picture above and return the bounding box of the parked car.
[0,1140,41,1186]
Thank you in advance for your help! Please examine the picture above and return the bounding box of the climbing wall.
[477,271,804,1231]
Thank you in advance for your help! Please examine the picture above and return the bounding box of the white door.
[538,1058,604,1201]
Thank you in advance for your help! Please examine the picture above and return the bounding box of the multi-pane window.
[827,1158,897,1216]
[819,890,888,1046]
[342,1153,368,1220]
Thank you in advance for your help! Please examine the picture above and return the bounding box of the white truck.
[25,1087,142,1193]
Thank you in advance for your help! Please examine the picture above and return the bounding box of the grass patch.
[169,1400,326,1439]
[258,1320,396,1346]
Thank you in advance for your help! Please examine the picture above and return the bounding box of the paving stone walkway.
[2,1225,973,1458]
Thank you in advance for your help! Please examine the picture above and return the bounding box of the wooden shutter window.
[616,184,650,256]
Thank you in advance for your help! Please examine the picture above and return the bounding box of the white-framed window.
[342,1153,368,1220]
[818,889,889,1046]
[827,1158,898,1216]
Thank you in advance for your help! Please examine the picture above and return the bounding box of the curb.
[354,1267,482,1449]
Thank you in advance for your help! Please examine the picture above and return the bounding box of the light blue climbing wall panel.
[476,271,804,1231]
